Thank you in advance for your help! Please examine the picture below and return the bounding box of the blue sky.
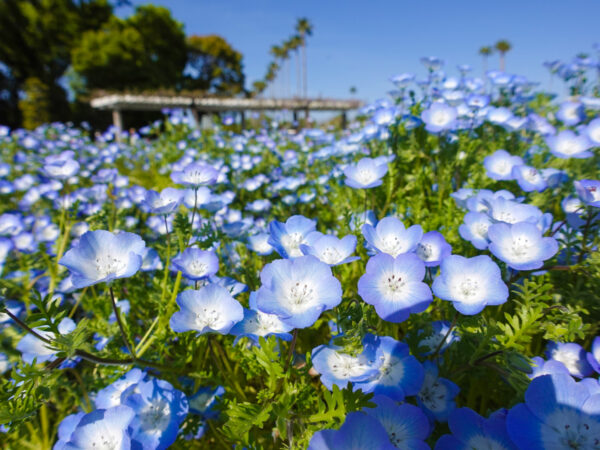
[118,0,600,102]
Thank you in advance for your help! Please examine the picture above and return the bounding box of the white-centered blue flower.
[300,231,359,266]
[255,255,342,329]
[59,230,146,289]
[343,157,389,189]
[170,284,243,335]
[362,216,423,257]
[483,149,523,181]
[432,255,508,315]
[488,221,558,270]
[506,373,600,450]
[358,253,432,323]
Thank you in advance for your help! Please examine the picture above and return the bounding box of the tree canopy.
[184,35,245,95]
[72,5,187,92]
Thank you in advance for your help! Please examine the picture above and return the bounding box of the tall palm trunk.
[302,42,307,98]
[499,53,505,71]
[296,50,301,97]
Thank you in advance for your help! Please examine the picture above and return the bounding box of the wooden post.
[341,111,347,129]
[188,108,200,129]
[112,109,123,142]
[240,111,246,129]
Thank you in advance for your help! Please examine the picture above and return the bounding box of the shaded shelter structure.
[90,94,363,136]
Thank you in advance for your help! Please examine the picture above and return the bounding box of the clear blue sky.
[118,0,600,102]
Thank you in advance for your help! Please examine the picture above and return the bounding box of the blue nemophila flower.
[586,117,600,146]
[417,320,458,355]
[574,179,600,207]
[188,385,224,417]
[354,335,424,401]
[43,158,80,180]
[59,406,135,450]
[143,188,183,215]
[556,101,585,126]
[95,368,145,409]
[416,231,452,267]
[300,232,359,266]
[59,230,146,289]
[545,341,593,379]
[488,222,558,270]
[587,337,600,374]
[486,197,544,226]
[311,340,382,390]
[432,255,508,315]
[364,395,430,449]
[308,411,396,450]
[171,162,219,188]
[268,215,317,258]
[255,255,342,329]
[421,103,457,133]
[358,253,432,323]
[436,408,517,450]
[54,411,85,450]
[0,213,24,236]
[343,157,389,189]
[124,378,189,450]
[170,285,243,335]
[230,291,293,343]
[248,233,274,255]
[546,130,592,159]
[506,373,600,449]
[171,248,219,280]
[459,211,493,250]
[17,317,75,365]
[528,356,570,379]
[483,149,523,181]
[417,361,460,422]
[512,165,548,192]
[362,216,423,257]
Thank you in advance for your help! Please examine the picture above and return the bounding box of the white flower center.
[281,232,304,257]
[510,236,534,260]
[188,261,208,276]
[466,434,510,450]
[419,378,448,412]
[417,243,433,260]
[544,408,600,449]
[196,308,220,329]
[320,247,342,265]
[95,254,126,278]
[328,352,372,378]
[380,236,408,257]
[432,110,451,125]
[355,169,377,185]
[457,278,479,300]
[288,281,314,307]
[139,400,171,432]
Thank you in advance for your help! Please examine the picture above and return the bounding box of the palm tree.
[494,40,512,72]
[288,35,302,97]
[295,18,313,98]
[269,45,285,97]
[478,46,494,75]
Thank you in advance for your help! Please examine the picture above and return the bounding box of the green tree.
[495,40,512,72]
[184,35,244,95]
[72,5,187,92]
[0,0,113,127]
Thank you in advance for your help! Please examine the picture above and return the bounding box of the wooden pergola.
[90,94,363,134]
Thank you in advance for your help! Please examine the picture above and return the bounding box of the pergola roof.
[90,94,363,112]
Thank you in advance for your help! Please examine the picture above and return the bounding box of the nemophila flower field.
[2,54,600,450]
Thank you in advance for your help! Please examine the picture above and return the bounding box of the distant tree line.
[0,0,245,129]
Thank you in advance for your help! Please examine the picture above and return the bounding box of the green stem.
[189,187,198,245]
[160,215,172,304]
[109,286,136,359]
